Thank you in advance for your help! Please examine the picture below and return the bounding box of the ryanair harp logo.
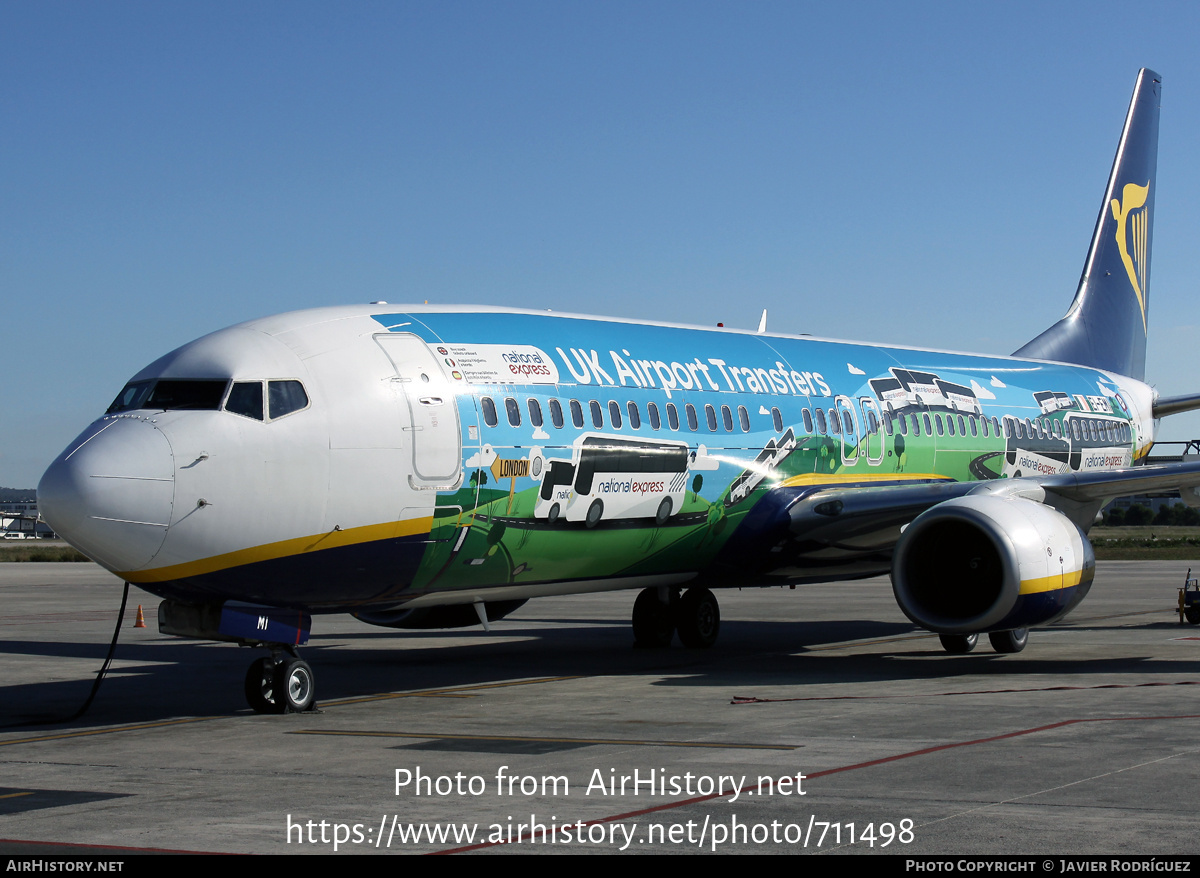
[1110,180,1150,332]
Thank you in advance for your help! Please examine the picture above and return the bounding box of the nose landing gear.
[158,599,318,714]
[244,647,318,714]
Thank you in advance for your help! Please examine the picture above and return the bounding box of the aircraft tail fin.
[1013,68,1160,381]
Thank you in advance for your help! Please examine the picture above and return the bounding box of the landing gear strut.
[244,647,318,713]
[631,586,721,649]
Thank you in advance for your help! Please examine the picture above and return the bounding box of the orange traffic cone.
[134,605,146,628]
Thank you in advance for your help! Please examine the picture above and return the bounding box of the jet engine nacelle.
[891,496,1094,635]
[353,599,528,630]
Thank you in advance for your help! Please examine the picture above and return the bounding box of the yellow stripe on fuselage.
[118,515,434,584]
[778,472,955,488]
[1019,566,1094,595]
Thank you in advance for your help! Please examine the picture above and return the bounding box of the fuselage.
[38,304,1155,614]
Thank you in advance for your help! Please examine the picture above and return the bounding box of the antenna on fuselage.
[757,309,768,334]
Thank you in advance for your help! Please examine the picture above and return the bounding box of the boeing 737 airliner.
[39,69,1200,713]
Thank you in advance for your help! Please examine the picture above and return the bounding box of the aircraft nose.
[38,417,175,572]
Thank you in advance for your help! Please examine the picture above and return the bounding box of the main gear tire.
[676,587,720,649]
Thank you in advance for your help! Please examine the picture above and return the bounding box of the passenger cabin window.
[685,404,699,431]
[815,408,827,434]
[608,401,622,429]
[802,408,813,434]
[225,382,264,421]
[505,397,521,427]
[482,397,498,427]
[738,406,750,432]
[772,407,784,433]
[705,405,718,432]
[527,399,544,427]
[647,402,661,430]
[627,401,641,429]
[570,399,584,429]
[666,403,680,431]
[549,398,564,429]
[590,400,603,428]
[721,405,733,432]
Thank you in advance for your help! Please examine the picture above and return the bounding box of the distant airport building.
[0,498,55,538]
[1102,440,1200,522]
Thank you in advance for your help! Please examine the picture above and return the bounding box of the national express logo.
[1111,180,1151,332]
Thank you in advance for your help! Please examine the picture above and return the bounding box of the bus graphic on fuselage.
[725,428,798,507]
[870,368,981,415]
[1033,390,1076,414]
[1001,411,1132,478]
[534,434,690,527]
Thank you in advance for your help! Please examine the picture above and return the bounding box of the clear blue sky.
[4,1,1200,488]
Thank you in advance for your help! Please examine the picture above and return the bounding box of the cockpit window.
[268,380,309,419]
[107,380,154,413]
[147,380,228,411]
[225,382,264,421]
[108,379,228,413]
[107,377,308,419]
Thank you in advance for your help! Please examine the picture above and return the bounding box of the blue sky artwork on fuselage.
[367,309,1135,603]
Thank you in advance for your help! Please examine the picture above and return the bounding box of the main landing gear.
[244,647,317,714]
[938,629,1028,655]
[632,586,720,649]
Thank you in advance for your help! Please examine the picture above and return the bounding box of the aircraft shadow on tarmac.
[3,611,1195,730]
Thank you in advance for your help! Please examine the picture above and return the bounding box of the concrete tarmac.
[1,561,1198,855]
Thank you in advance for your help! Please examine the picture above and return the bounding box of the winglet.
[1014,69,1160,381]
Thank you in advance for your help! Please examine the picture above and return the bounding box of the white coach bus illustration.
[725,428,798,507]
[534,434,691,528]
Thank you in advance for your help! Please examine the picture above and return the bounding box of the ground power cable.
[0,581,129,728]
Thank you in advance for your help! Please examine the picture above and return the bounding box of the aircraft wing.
[716,461,1200,588]
[779,460,1200,536]
[1034,460,1200,503]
